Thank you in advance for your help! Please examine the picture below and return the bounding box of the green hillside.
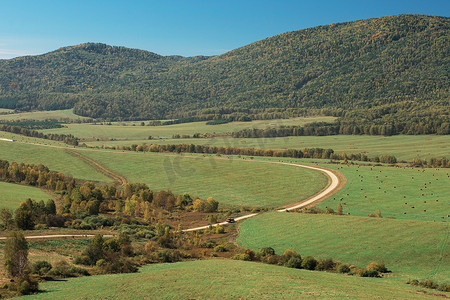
[21,260,443,299]
[0,15,448,125]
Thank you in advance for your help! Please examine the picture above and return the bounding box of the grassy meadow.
[237,213,450,281]
[0,182,52,210]
[0,109,90,121]
[40,116,335,139]
[315,163,450,222]
[21,259,443,300]
[77,150,328,208]
[0,141,110,182]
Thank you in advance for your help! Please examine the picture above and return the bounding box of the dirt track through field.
[64,149,128,186]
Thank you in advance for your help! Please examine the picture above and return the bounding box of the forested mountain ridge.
[0,15,448,125]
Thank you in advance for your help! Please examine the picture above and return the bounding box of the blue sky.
[0,0,448,59]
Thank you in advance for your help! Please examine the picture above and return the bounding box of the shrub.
[301,256,318,270]
[366,262,388,273]
[362,270,380,277]
[31,260,52,275]
[316,258,337,271]
[48,260,89,277]
[155,250,182,263]
[264,254,282,265]
[215,225,225,234]
[259,247,276,257]
[336,263,351,274]
[285,257,302,269]
[283,249,301,261]
[214,244,228,252]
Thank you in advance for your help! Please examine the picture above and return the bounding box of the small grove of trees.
[193,197,219,213]
[74,233,137,274]
[232,247,389,278]
[2,232,39,295]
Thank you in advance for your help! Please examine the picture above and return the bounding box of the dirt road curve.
[183,162,344,232]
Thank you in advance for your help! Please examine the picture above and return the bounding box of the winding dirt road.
[183,162,344,232]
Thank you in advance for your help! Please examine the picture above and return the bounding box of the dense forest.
[0,15,448,128]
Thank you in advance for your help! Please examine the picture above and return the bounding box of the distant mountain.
[0,15,448,125]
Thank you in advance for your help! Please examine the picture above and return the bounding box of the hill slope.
[0,15,448,123]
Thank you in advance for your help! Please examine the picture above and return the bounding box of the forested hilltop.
[0,15,448,127]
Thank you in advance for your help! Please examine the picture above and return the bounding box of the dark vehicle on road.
[226,218,235,223]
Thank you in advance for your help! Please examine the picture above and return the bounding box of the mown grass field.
[0,109,90,121]
[0,182,52,210]
[85,134,449,161]
[77,150,328,208]
[21,259,443,299]
[0,141,109,182]
[314,163,450,222]
[237,213,449,281]
[0,109,13,113]
[40,116,335,139]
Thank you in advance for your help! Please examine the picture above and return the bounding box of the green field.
[237,213,449,281]
[315,163,450,222]
[86,134,450,161]
[0,182,52,210]
[22,259,442,299]
[0,131,74,147]
[0,109,13,113]
[77,150,328,208]
[0,109,90,121]
[40,116,335,139]
[0,142,109,182]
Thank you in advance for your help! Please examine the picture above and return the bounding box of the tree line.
[105,143,399,164]
[231,119,449,138]
[0,124,79,145]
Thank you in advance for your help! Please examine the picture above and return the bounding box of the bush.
[336,263,350,274]
[48,260,89,277]
[31,260,52,275]
[214,244,228,252]
[155,250,182,263]
[259,247,275,257]
[316,258,337,271]
[362,270,380,277]
[263,254,282,265]
[285,257,302,269]
[215,225,225,234]
[301,256,318,270]
[366,262,388,273]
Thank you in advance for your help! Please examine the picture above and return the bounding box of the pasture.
[237,213,450,281]
[21,259,441,299]
[40,116,335,139]
[77,150,328,208]
[315,164,450,222]
[0,182,52,210]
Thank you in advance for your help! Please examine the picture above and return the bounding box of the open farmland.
[86,134,450,162]
[237,213,450,281]
[0,182,52,210]
[0,141,110,182]
[76,150,328,208]
[39,116,335,139]
[312,164,450,222]
[21,259,444,300]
